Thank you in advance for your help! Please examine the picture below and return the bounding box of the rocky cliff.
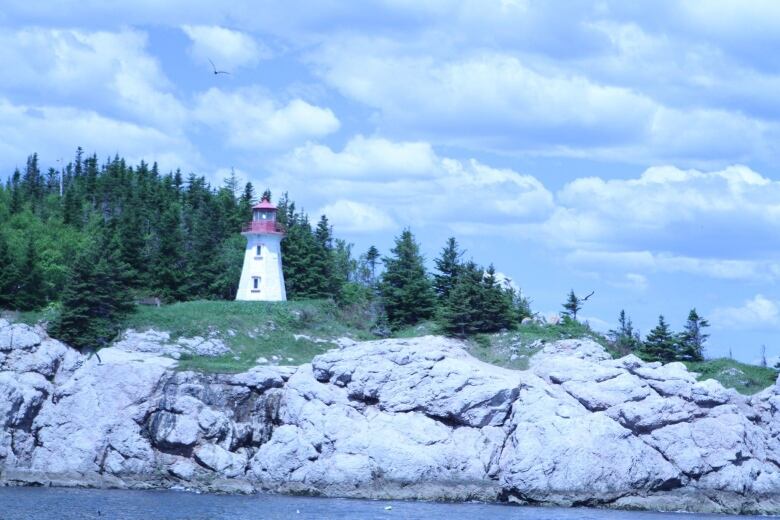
[2,318,780,514]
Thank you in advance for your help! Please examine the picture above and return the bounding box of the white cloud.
[272,135,554,228]
[192,87,339,149]
[310,37,777,162]
[608,273,649,292]
[541,165,780,255]
[182,25,270,71]
[317,200,396,233]
[0,28,186,130]
[313,43,654,146]
[711,295,780,330]
[0,97,200,173]
[284,136,438,179]
[566,250,780,283]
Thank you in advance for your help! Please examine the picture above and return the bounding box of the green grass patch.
[5,303,61,327]
[685,358,777,395]
[123,299,376,373]
[463,319,612,370]
[390,320,442,338]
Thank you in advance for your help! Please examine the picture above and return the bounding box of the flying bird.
[208,58,230,75]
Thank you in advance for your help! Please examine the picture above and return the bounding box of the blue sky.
[1,1,779,362]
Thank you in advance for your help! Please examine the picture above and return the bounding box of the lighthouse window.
[252,277,261,292]
[256,245,263,257]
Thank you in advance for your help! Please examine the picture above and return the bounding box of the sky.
[1,0,779,363]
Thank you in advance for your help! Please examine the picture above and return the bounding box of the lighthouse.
[235,196,287,301]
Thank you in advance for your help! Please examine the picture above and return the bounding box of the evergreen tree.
[209,235,245,299]
[641,315,679,362]
[15,236,46,310]
[439,263,516,336]
[153,205,187,301]
[365,245,380,282]
[282,214,317,299]
[509,289,533,324]
[0,233,19,308]
[608,309,641,355]
[50,236,132,351]
[678,308,709,362]
[562,289,593,321]
[438,261,485,336]
[310,215,335,297]
[380,229,436,328]
[562,290,581,320]
[480,264,515,332]
[433,237,463,300]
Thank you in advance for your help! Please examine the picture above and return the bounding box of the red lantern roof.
[252,199,277,210]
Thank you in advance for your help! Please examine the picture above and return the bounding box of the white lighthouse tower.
[235,196,287,301]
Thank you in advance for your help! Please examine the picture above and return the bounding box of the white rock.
[530,338,611,367]
[1,321,779,513]
[194,444,246,478]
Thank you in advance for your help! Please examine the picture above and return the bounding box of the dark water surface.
[0,487,767,520]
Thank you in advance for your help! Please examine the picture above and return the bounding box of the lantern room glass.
[253,209,276,222]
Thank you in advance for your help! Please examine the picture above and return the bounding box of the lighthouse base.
[235,233,287,302]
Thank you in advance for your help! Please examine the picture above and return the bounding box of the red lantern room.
[242,196,284,235]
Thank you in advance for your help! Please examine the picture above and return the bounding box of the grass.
[685,358,778,395]
[5,303,61,327]
[390,320,441,338]
[123,299,376,372]
[463,319,612,370]
[10,301,778,394]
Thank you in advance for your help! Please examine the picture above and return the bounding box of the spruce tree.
[433,237,463,300]
[310,215,335,297]
[562,289,593,321]
[365,245,380,282]
[438,261,485,336]
[641,315,679,362]
[51,235,133,351]
[15,236,46,310]
[480,264,515,332]
[562,290,581,320]
[380,229,436,328]
[0,233,19,308]
[608,309,642,355]
[679,308,709,362]
[282,213,318,299]
[153,205,187,301]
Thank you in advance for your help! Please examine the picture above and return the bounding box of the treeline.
[0,149,531,349]
[0,150,254,308]
[0,148,709,364]
[606,308,710,363]
[379,233,531,335]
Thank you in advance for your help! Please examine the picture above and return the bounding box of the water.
[0,487,763,520]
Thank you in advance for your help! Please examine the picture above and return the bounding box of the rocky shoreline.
[2,318,780,515]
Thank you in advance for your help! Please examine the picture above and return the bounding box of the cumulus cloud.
[317,200,396,233]
[192,87,339,149]
[0,28,186,130]
[272,135,554,228]
[565,250,780,283]
[182,25,270,71]
[711,295,780,330]
[310,37,777,162]
[608,273,649,292]
[0,97,200,173]
[540,165,780,257]
[284,136,438,179]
